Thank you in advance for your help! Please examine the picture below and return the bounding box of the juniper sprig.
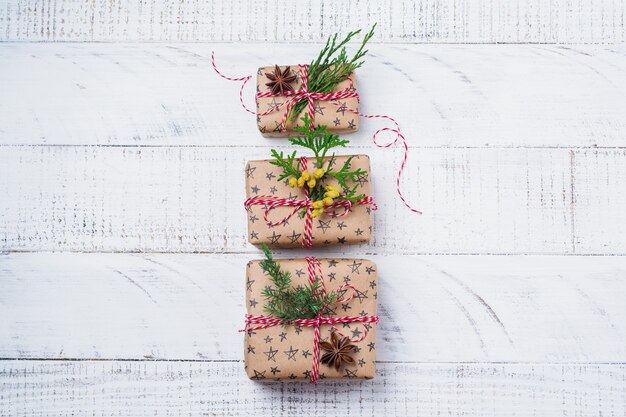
[286,24,376,123]
[259,244,339,321]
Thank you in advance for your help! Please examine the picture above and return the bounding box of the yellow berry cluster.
[288,168,325,189]
[310,186,341,218]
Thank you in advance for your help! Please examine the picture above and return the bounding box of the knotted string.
[242,257,379,384]
[212,52,422,214]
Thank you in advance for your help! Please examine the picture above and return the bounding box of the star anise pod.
[320,332,356,371]
[265,65,297,95]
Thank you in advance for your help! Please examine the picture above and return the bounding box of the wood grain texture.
[2,43,626,147]
[2,145,625,254]
[0,145,574,253]
[1,360,624,417]
[0,0,624,43]
[2,253,626,362]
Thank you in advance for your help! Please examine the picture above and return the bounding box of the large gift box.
[256,65,359,137]
[244,154,374,248]
[244,257,379,382]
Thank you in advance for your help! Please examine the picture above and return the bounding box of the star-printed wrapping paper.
[244,258,378,381]
[256,65,359,137]
[244,154,373,248]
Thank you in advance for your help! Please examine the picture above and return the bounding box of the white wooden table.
[1,1,626,415]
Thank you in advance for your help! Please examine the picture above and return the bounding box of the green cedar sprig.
[269,115,367,205]
[259,244,339,321]
[289,114,349,168]
[286,24,376,123]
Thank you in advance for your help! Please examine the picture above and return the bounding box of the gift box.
[244,257,378,382]
[256,65,359,137]
[244,154,374,248]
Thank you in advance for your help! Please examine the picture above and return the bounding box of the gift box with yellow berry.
[244,154,374,248]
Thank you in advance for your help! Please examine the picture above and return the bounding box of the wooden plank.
[0,360,624,416]
[1,43,626,147]
[1,253,626,362]
[0,145,594,254]
[0,0,623,43]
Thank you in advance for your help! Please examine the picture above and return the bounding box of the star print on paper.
[279,332,287,342]
[328,260,338,268]
[294,326,303,335]
[367,342,375,352]
[358,358,366,367]
[273,121,283,132]
[245,166,256,179]
[250,231,259,240]
[246,277,255,292]
[295,269,305,277]
[285,346,299,361]
[249,298,258,308]
[265,172,276,181]
[366,266,375,275]
[337,236,346,244]
[264,335,273,344]
[336,221,347,230]
[328,272,336,281]
[267,97,282,112]
[317,220,331,233]
[302,349,311,359]
[369,280,377,289]
[250,185,260,195]
[251,370,266,380]
[333,117,341,126]
[313,102,325,115]
[351,327,362,339]
[269,186,278,195]
[355,228,364,236]
[336,101,348,115]
[355,174,368,187]
[347,119,356,129]
[267,231,281,244]
[264,346,278,362]
[349,261,362,274]
[354,289,368,303]
[270,366,280,375]
[287,231,301,244]
[344,369,358,379]
[249,214,258,223]
[303,370,312,379]
[322,305,338,316]
[247,345,256,354]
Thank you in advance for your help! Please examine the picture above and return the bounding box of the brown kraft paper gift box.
[244,154,374,248]
[244,258,378,381]
[256,65,359,137]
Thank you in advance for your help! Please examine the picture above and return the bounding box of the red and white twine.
[212,51,422,215]
[242,257,379,384]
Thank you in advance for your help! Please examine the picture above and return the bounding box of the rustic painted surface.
[0,0,624,43]
[1,253,626,362]
[1,361,625,416]
[2,43,626,148]
[1,1,626,415]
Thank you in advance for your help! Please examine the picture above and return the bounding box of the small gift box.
[256,65,359,137]
[244,154,375,248]
[244,256,379,382]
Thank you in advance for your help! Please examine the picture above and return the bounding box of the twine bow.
[212,51,422,215]
[242,257,379,384]
[244,156,377,248]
